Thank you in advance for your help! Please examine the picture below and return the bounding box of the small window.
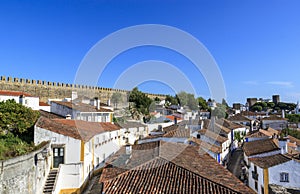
[102,135,105,141]
[255,181,258,190]
[280,172,289,182]
[88,116,91,121]
[137,127,139,132]
[109,133,111,139]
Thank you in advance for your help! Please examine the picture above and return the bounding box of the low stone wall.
[0,142,51,194]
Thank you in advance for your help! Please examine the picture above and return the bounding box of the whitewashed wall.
[269,160,300,188]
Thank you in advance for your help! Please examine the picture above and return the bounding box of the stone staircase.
[43,169,58,194]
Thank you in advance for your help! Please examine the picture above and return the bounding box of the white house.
[243,138,281,167]
[34,117,121,193]
[248,154,300,194]
[50,100,113,122]
[116,121,148,145]
[0,90,40,110]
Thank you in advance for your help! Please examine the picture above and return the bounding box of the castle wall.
[0,142,51,194]
[0,76,165,103]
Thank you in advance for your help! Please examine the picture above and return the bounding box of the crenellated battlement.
[0,75,165,102]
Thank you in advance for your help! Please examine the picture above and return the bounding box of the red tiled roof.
[228,114,252,122]
[36,117,120,142]
[39,101,49,106]
[199,129,228,143]
[249,154,291,168]
[0,90,33,97]
[165,115,182,121]
[52,101,113,113]
[192,137,221,153]
[243,138,280,156]
[39,110,65,119]
[288,135,300,146]
[99,141,255,194]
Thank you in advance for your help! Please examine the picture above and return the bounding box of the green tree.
[129,87,153,115]
[165,95,178,106]
[187,93,198,110]
[251,105,263,112]
[222,98,229,108]
[211,106,226,119]
[286,114,300,124]
[111,92,123,109]
[0,99,40,134]
[177,91,188,106]
[198,97,208,110]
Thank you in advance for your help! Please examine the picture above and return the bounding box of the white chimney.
[97,98,101,110]
[125,144,132,155]
[282,110,285,119]
[71,91,78,100]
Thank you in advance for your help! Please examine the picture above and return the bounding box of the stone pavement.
[227,148,244,179]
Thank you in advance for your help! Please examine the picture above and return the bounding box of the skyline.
[1,1,300,105]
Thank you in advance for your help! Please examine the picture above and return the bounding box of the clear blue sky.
[1,0,300,105]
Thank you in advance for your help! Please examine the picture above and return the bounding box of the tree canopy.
[198,97,208,110]
[129,87,153,115]
[111,92,123,109]
[0,99,40,134]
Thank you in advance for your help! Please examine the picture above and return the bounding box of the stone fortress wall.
[0,76,165,103]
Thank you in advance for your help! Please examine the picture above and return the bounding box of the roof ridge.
[158,156,242,193]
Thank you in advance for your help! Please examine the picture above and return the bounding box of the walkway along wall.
[0,76,165,103]
[0,142,51,194]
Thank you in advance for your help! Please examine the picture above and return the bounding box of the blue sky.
[0,0,300,105]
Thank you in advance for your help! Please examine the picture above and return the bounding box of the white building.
[50,100,113,122]
[248,154,300,194]
[34,117,121,193]
[0,90,40,110]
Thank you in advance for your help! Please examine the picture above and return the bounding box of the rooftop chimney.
[125,144,132,155]
[282,110,285,119]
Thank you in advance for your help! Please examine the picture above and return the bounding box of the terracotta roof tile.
[199,129,228,143]
[36,117,120,142]
[0,90,33,97]
[228,114,252,122]
[288,135,300,146]
[243,138,280,156]
[99,141,254,194]
[39,101,49,106]
[249,154,291,168]
[39,110,65,119]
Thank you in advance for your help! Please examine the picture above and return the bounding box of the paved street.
[227,148,244,179]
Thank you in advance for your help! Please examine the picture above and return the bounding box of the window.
[109,133,111,139]
[102,135,105,141]
[280,172,289,182]
[137,127,139,132]
[255,181,258,190]
[88,116,91,121]
[261,186,264,194]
